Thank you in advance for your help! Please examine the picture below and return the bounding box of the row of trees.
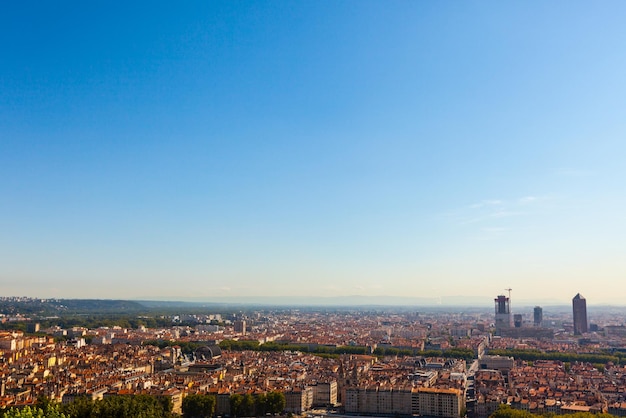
[143,340,207,355]
[182,394,215,418]
[372,346,475,360]
[231,392,285,417]
[217,339,475,359]
[487,348,620,365]
[489,404,614,418]
[1,406,67,418]
[182,392,285,418]
[1,395,174,418]
[0,392,287,418]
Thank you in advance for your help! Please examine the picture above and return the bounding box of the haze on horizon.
[2,2,626,305]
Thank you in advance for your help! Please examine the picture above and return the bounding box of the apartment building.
[284,386,313,413]
[415,387,464,418]
[344,386,463,417]
[344,386,413,416]
[312,381,338,407]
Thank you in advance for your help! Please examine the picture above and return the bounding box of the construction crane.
[505,288,512,314]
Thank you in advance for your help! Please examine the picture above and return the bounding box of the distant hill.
[55,299,145,312]
[0,298,145,316]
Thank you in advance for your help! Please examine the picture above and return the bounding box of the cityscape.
[3,2,626,418]
[2,292,626,417]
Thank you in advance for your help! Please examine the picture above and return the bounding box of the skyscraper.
[572,293,588,335]
[494,294,511,334]
[533,306,543,327]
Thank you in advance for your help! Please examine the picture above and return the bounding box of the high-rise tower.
[572,293,588,335]
[494,294,511,334]
[533,306,543,327]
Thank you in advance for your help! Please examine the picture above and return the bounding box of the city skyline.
[2,2,626,304]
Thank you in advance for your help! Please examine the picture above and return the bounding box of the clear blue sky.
[2,2,625,304]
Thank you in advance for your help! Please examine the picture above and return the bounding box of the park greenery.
[489,404,614,418]
[181,392,284,418]
[253,392,286,416]
[141,338,476,360]
[0,392,286,418]
[0,395,173,418]
[215,339,476,360]
[182,394,216,418]
[487,348,621,366]
[143,340,207,355]
[229,394,255,418]
[0,405,67,418]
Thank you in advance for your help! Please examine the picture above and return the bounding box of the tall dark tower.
[572,293,588,335]
[533,306,543,327]
[494,294,511,334]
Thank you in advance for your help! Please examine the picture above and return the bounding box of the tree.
[59,396,95,418]
[182,394,216,418]
[230,394,254,417]
[60,394,173,418]
[489,404,534,418]
[2,405,68,418]
[96,394,173,418]
[255,394,268,416]
[35,396,54,412]
[265,391,285,415]
[255,392,285,416]
[489,404,614,418]
[241,394,255,417]
[230,394,243,417]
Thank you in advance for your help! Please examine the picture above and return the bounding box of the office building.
[234,320,247,335]
[533,306,543,327]
[572,293,588,335]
